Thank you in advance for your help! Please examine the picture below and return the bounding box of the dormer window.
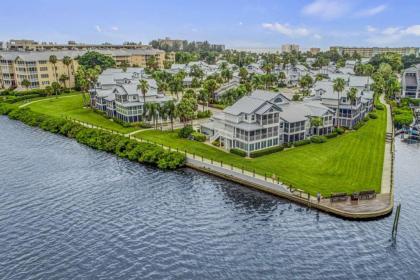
[274,97,282,103]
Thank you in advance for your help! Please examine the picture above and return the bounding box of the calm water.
[1,116,420,280]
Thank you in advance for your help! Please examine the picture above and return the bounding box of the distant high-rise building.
[309,48,321,55]
[281,44,300,53]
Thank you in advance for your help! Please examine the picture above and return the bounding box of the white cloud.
[366,24,420,46]
[238,22,243,26]
[111,26,119,31]
[366,25,377,33]
[302,0,349,20]
[313,34,322,40]
[382,27,400,35]
[95,25,102,32]
[261,23,310,37]
[403,25,420,36]
[356,4,386,17]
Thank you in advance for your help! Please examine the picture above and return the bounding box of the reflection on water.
[1,116,420,279]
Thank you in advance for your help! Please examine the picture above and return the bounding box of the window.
[40,74,49,78]
[40,67,48,71]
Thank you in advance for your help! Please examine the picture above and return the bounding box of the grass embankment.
[135,105,386,196]
[27,94,136,133]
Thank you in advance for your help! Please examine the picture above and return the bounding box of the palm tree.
[363,64,374,90]
[310,117,323,135]
[168,77,183,100]
[21,79,31,89]
[62,56,72,88]
[59,74,69,88]
[347,87,358,105]
[203,79,218,101]
[157,103,167,129]
[49,55,58,83]
[278,71,286,86]
[145,102,159,129]
[164,100,177,131]
[198,89,209,111]
[333,78,346,128]
[137,79,149,104]
[221,68,232,83]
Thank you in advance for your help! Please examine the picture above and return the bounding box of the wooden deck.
[319,194,392,214]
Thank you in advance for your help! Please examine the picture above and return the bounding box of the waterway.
[1,116,419,279]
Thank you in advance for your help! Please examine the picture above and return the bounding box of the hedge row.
[2,106,186,170]
[3,94,41,104]
[311,135,327,143]
[250,145,284,158]
[230,148,247,157]
[294,139,311,147]
[0,88,48,96]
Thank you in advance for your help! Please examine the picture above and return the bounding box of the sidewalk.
[380,94,393,194]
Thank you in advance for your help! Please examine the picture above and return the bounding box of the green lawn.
[27,94,136,133]
[135,106,386,196]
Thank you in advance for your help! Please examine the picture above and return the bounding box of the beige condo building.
[0,49,174,89]
[330,46,420,58]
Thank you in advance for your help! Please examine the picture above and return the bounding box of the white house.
[201,90,334,155]
[89,68,172,122]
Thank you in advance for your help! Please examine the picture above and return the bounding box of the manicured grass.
[27,94,136,133]
[135,105,386,196]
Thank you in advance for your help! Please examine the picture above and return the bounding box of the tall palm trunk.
[67,66,71,89]
[337,91,341,128]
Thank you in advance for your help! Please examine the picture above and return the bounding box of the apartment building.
[281,44,300,53]
[0,49,174,90]
[5,39,148,52]
[330,46,420,58]
[89,68,172,122]
[0,51,81,89]
[401,64,420,99]
[98,49,173,69]
[309,48,321,55]
[201,90,335,155]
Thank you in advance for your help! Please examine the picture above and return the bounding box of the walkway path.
[19,94,80,108]
[380,94,393,194]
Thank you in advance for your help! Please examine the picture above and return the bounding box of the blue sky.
[1,0,419,49]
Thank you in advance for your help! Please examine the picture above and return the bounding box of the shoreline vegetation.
[0,103,186,170]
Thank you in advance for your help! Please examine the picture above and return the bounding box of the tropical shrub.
[293,139,311,147]
[212,140,221,146]
[178,125,194,138]
[196,110,212,119]
[250,145,284,158]
[368,112,378,119]
[326,132,338,139]
[311,136,327,143]
[191,131,206,142]
[375,104,384,110]
[353,121,366,130]
[230,148,247,157]
[0,103,16,115]
[335,127,345,135]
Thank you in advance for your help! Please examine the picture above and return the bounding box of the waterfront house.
[311,79,373,128]
[89,68,172,122]
[201,90,334,155]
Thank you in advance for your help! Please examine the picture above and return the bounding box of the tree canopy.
[78,51,116,70]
